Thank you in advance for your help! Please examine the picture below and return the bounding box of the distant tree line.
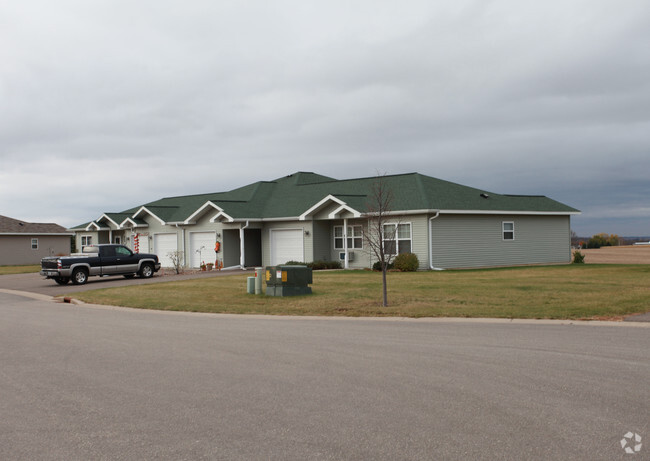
[571,231,650,248]
[586,233,620,248]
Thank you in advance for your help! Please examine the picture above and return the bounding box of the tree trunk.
[382,265,388,307]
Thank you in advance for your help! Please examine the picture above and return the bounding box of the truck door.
[100,246,117,274]
[115,246,139,274]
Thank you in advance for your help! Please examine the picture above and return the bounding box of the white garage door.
[190,232,216,268]
[154,233,178,267]
[270,229,303,265]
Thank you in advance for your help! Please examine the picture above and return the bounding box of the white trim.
[133,206,166,226]
[299,195,348,221]
[438,210,581,216]
[334,224,363,250]
[328,204,361,219]
[209,211,235,223]
[502,221,515,241]
[383,222,412,256]
[85,222,103,231]
[185,201,234,224]
[120,217,148,228]
[97,214,121,228]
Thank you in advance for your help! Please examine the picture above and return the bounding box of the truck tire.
[139,263,154,279]
[71,268,89,285]
[54,277,70,285]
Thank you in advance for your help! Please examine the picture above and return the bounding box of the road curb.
[2,288,648,327]
[0,288,55,303]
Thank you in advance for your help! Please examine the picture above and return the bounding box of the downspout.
[429,212,444,271]
[240,220,249,269]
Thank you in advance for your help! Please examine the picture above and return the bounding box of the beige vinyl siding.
[0,235,71,265]
[410,215,430,270]
[312,220,332,262]
[431,214,571,269]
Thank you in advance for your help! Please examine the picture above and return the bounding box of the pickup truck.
[40,244,161,285]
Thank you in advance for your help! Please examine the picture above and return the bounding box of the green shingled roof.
[84,171,578,227]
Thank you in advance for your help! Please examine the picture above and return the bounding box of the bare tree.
[167,250,184,274]
[363,173,400,307]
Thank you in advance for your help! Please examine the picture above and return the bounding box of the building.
[0,215,73,265]
[70,172,580,270]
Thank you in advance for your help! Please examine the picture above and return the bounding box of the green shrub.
[572,250,585,264]
[284,261,306,266]
[393,253,419,271]
[284,260,342,270]
[372,260,394,271]
[309,260,342,270]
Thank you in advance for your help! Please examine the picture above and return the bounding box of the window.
[81,235,93,247]
[383,223,412,255]
[31,238,38,250]
[116,246,132,257]
[503,221,515,240]
[334,225,363,249]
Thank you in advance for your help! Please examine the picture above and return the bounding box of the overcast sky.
[1,0,649,236]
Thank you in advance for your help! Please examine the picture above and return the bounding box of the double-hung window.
[81,235,93,247]
[334,225,363,250]
[502,221,515,240]
[31,238,38,250]
[383,223,412,255]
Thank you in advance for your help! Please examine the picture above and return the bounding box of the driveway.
[0,269,249,296]
[1,292,648,461]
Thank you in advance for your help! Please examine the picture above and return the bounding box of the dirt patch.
[576,245,650,264]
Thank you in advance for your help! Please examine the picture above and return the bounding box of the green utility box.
[265,265,313,296]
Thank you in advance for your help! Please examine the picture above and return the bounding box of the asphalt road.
[1,292,648,460]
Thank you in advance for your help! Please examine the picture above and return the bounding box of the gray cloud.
[1,0,649,236]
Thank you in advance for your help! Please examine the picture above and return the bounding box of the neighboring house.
[0,215,73,265]
[70,172,580,270]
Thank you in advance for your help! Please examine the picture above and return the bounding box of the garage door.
[154,233,178,267]
[270,229,303,265]
[190,232,216,268]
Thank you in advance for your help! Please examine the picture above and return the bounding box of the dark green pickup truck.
[40,244,161,285]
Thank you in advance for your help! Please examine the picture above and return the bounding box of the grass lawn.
[0,265,40,275]
[68,264,650,320]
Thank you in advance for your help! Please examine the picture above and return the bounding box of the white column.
[343,217,349,269]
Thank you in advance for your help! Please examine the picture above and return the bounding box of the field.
[577,245,650,264]
[69,264,650,320]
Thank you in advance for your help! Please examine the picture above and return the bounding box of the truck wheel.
[139,263,154,279]
[54,277,70,285]
[71,268,89,285]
